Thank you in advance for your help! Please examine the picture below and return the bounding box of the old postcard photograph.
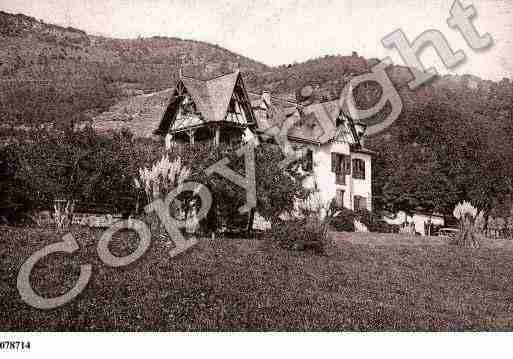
[0,0,512,356]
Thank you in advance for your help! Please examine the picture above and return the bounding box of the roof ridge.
[206,70,239,83]
[181,70,239,83]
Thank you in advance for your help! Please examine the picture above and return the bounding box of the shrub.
[271,216,331,254]
[354,209,400,233]
[370,220,400,234]
[271,193,333,254]
[354,209,377,228]
[329,207,356,232]
[3,128,308,234]
[0,127,156,217]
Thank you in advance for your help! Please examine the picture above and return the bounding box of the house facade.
[155,70,373,211]
[250,90,373,211]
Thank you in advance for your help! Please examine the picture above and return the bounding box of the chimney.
[262,91,271,107]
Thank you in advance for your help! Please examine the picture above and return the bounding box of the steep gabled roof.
[253,96,359,145]
[156,71,253,134]
[179,71,241,123]
[206,71,240,123]
[180,76,212,119]
[298,101,338,144]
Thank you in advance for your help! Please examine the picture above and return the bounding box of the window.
[332,153,350,184]
[335,189,345,208]
[352,158,366,180]
[331,153,348,173]
[303,149,313,172]
[354,195,368,211]
[344,156,352,174]
[335,173,346,185]
[331,153,340,173]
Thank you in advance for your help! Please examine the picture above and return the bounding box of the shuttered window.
[336,189,345,208]
[331,153,349,175]
[303,149,313,172]
[344,156,351,174]
[331,153,339,173]
[354,195,368,211]
[352,158,365,179]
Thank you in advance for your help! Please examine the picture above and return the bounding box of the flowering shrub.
[135,155,190,204]
[134,153,193,236]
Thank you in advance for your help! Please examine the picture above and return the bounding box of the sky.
[1,0,512,81]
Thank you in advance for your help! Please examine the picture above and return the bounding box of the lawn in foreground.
[1,227,513,330]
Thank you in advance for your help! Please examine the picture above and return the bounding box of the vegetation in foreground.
[2,227,513,331]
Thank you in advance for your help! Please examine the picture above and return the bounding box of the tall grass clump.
[452,201,481,248]
[134,154,191,236]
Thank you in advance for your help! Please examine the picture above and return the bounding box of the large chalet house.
[154,70,372,212]
[154,71,256,146]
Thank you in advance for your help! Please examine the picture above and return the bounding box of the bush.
[271,216,331,254]
[173,142,307,236]
[0,127,160,217]
[355,209,399,233]
[369,220,400,233]
[3,129,307,233]
[329,207,356,232]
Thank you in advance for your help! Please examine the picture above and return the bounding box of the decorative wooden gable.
[333,110,360,145]
[224,75,255,126]
[170,84,205,132]
[155,71,256,135]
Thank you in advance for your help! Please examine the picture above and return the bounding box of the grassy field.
[2,227,513,331]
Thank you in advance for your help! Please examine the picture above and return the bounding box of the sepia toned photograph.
[0,0,513,347]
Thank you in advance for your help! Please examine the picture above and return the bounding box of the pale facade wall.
[254,140,373,230]
[351,151,372,211]
[301,141,372,212]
